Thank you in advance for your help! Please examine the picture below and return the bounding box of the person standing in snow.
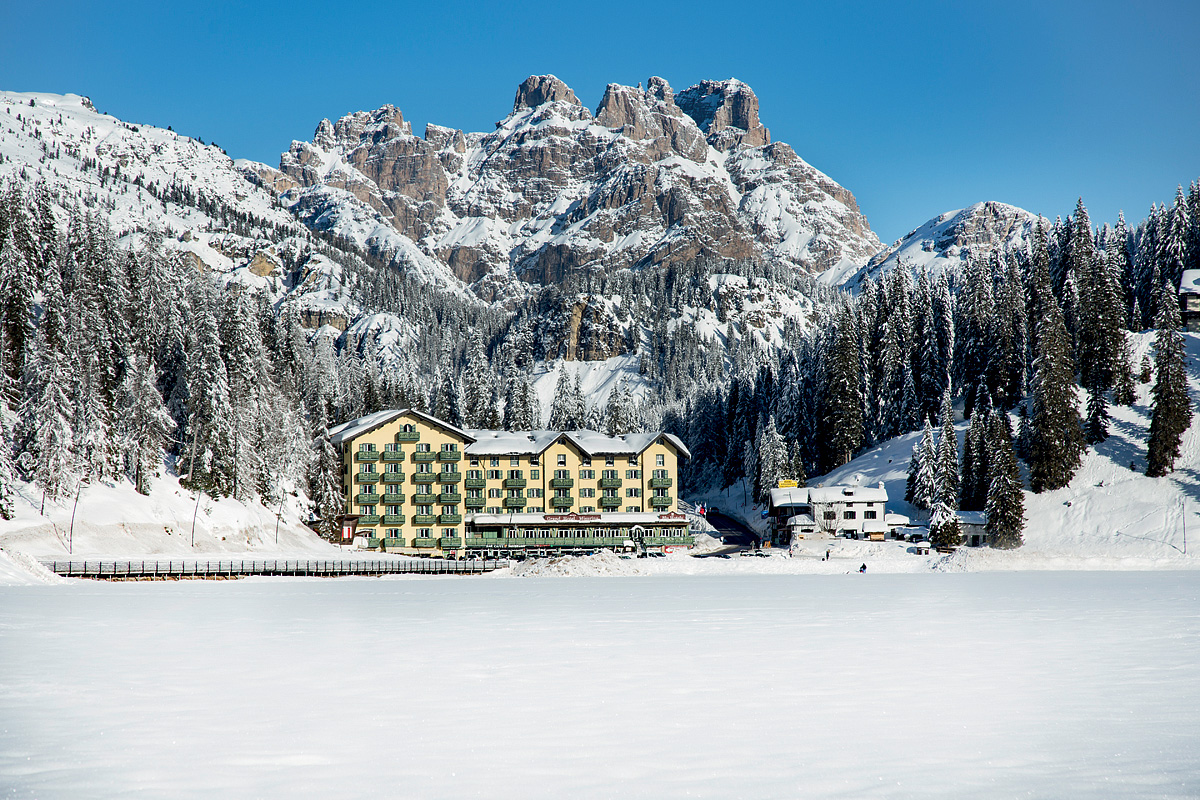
[859,563,867,573]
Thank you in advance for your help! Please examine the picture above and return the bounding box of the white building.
[768,483,901,544]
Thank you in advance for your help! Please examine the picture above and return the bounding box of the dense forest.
[0,177,1196,544]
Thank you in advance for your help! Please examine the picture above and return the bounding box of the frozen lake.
[1,572,1198,798]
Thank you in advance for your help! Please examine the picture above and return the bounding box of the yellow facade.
[333,410,687,556]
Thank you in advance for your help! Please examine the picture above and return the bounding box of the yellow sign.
[777,480,798,488]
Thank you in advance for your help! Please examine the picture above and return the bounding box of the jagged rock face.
[677,79,770,149]
[276,74,880,296]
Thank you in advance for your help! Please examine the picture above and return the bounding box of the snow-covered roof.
[329,408,475,446]
[463,429,691,459]
[807,485,888,504]
[769,488,811,508]
[1180,270,1200,294]
[467,512,689,527]
[956,510,987,526]
[885,513,911,526]
[464,430,563,455]
[785,513,816,527]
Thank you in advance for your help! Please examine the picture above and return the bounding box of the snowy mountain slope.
[829,201,1046,288]
[275,75,881,299]
[0,91,424,330]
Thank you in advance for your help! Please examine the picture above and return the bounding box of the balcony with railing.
[464,478,486,489]
[504,497,527,509]
[354,492,380,504]
[411,473,437,485]
[411,492,437,505]
[649,495,673,508]
[503,478,526,489]
[437,450,461,462]
[356,515,381,525]
[438,472,462,484]
[381,451,405,463]
[412,514,436,525]
[649,477,673,488]
[440,537,463,549]
[599,477,622,488]
[395,430,420,442]
[438,514,462,525]
[353,472,379,484]
[599,496,622,508]
[550,496,575,509]
[412,537,439,549]
[411,452,436,463]
[438,492,462,504]
[550,477,574,489]
[381,536,405,548]
[464,496,486,508]
[381,492,405,505]
[354,450,379,463]
[381,514,406,525]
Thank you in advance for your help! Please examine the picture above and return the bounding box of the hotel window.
[384,443,399,452]
[625,469,641,479]
[582,457,592,467]
[527,488,543,498]
[603,489,618,498]
[490,457,499,467]
[442,443,458,452]
[416,505,432,516]
[442,528,457,538]
[580,506,595,513]
[467,469,482,479]
[487,507,502,514]
[558,454,567,466]
[467,489,482,498]
[385,528,400,537]
[555,469,571,480]
[602,469,618,480]
[387,505,402,515]
[625,506,641,513]
[653,488,667,498]
[579,488,595,498]
[864,510,878,519]
[508,489,524,498]
[625,488,642,498]
[653,469,667,478]
[442,505,457,515]
[529,506,544,513]
[531,457,539,466]
[359,464,376,473]
[629,456,638,466]
[487,469,502,480]
[606,456,615,466]
[531,469,540,480]
[554,488,570,498]
[416,443,431,453]
[416,528,432,538]
[579,469,595,480]
[417,463,432,473]
[359,443,376,452]
[359,505,375,515]
[442,463,455,473]
[470,457,479,467]
[656,454,664,466]
[488,489,502,498]
[386,463,400,473]
[360,484,375,494]
[508,469,523,480]
[844,510,857,520]
[510,458,520,467]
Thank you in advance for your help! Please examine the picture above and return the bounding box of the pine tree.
[1084,386,1109,445]
[1112,333,1137,406]
[909,418,938,514]
[181,286,234,496]
[308,409,343,541]
[823,303,863,470]
[985,414,1025,549]
[114,354,174,494]
[548,367,582,430]
[1146,284,1192,476]
[934,390,960,511]
[929,502,962,549]
[1028,281,1084,493]
[755,415,786,504]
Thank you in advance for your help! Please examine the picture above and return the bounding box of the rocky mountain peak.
[677,79,770,150]
[513,74,583,112]
[593,78,707,162]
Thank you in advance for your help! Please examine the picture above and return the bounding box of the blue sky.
[3,0,1197,243]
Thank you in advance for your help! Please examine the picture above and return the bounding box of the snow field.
[0,572,1197,798]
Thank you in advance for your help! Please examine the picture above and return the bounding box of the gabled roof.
[329,408,476,446]
[464,430,563,456]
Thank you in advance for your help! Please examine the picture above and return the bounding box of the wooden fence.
[39,558,506,580]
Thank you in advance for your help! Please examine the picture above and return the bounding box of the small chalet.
[1180,270,1200,332]
[768,482,899,545]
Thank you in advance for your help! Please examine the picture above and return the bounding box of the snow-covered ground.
[0,468,337,563]
[1,572,1197,798]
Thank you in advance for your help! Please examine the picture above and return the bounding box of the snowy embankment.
[0,469,337,578]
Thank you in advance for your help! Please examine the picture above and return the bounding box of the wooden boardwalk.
[39,557,506,580]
